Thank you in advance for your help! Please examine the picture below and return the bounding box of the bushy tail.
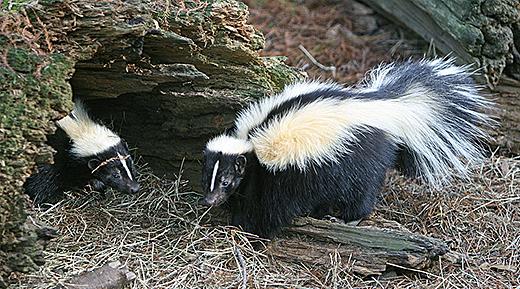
[56,100,120,157]
[56,100,96,141]
[353,58,494,187]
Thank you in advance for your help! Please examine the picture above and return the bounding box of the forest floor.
[9,0,520,288]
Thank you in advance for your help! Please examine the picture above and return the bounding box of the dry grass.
[375,154,520,288]
[9,154,520,288]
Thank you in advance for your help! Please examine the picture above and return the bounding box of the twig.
[233,246,248,289]
[31,8,53,53]
[298,44,336,78]
[426,37,437,58]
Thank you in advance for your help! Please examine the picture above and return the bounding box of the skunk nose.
[200,195,216,206]
[199,197,210,206]
[130,183,140,194]
[200,192,223,207]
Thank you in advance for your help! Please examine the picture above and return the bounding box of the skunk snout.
[200,191,226,207]
[199,197,211,206]
[129,183,140,194]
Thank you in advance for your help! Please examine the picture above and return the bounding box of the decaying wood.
[0,1,299,285]
[490,76,520,153]
[358,0,520,87]
[61,1,302,188]
[57,261,136,289]
[269,217,450,276]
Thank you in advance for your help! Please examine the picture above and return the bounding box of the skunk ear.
[235,155,247,174]
[88,158,101,171]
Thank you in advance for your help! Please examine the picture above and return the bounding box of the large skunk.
[24,101,140,205]
[201,58,493,238]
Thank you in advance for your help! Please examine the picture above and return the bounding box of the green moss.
[0,1,301,286]
[1,0,30,11]
[0,35,8,46]
[1,46,72,289]
[261,56,303,91]
[38,0,63,5]
[0,66,18,84]
[7,48,41,73]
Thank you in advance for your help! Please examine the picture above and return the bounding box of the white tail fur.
[56,100,120,157]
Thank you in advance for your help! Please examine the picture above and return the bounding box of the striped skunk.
[201,58,493,238]
[24,101,139,205]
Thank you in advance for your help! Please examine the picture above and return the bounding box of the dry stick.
[233,246,248,289]
[298,44,337,78]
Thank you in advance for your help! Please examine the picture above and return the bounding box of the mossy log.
[270,217,452,276]
[358,0,520,153]
[67,1,302,185]
[0,0,300,287]
[358,0,520,86]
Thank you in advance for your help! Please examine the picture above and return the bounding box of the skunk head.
[87,140,140,194]
[201,135,253,206]
[58,101,140,194]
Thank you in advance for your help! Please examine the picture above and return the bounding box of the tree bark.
[67,1,302,186]
[269,217,453,276]
[358,0,520,86]
[0,8,73,287]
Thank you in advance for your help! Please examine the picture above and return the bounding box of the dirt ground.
[9,0,519,288]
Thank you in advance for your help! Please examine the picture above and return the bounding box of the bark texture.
[0,1,300,287]
[68,1,302,185]
[270,217,452,276]
[359,0,520,85]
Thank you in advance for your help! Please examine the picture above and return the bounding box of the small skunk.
[201,58,494,238]
[24,101,139,205]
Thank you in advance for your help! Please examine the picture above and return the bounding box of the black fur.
[224,129,396,238]
[202,59,491,238]
[241,60,488,180]
[24,124,139,205]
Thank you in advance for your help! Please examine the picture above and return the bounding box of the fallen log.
[56,261,136,289]
[269,217,451,276]
[358,0,520,87]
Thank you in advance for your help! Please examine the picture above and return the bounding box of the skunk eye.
[221,180,230,187]
[112,172,121,179]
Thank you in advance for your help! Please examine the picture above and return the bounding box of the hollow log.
[270,217,452,276]
[66,1,302,185]
[0,0,299,286]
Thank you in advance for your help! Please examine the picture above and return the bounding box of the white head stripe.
[118,152,133,181]
[210,160,219,192]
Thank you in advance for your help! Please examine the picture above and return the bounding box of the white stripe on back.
[118,153,133,181]
[57,101,121,157]
[210,160,220,192]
